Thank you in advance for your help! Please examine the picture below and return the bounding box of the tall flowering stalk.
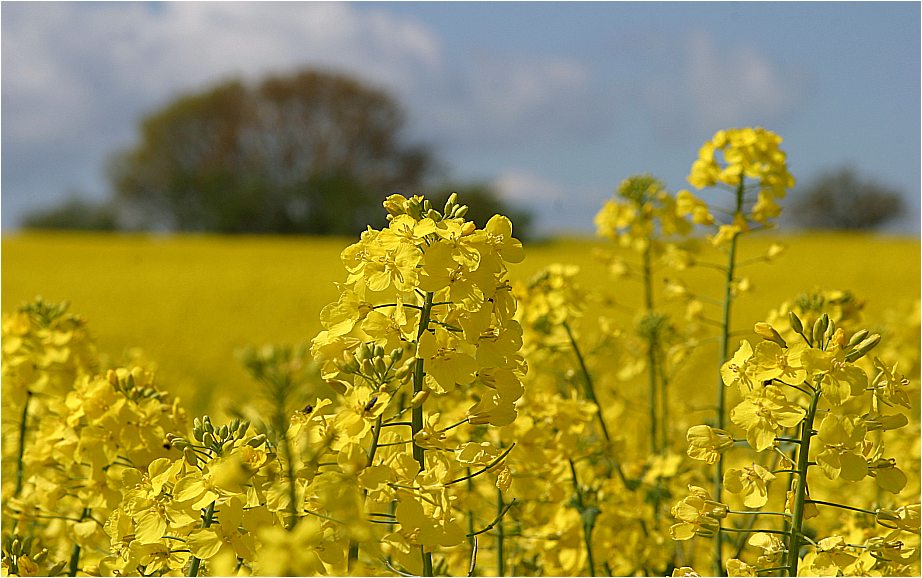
[595,174,704,455]
[311,193,526,575]
[679,127,795,574]
[673,312,918,577]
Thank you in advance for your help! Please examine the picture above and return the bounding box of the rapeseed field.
[3,231,917,415]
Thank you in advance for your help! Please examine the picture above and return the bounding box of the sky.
[2,1,920,235]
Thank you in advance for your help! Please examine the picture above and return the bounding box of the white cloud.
[1,2,445,224]
[685,30,805,130]
[492,170,568,204]
[2,2,616,229]
[641,30,807,137]
[418,54,609,150]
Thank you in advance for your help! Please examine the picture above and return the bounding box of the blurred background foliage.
[22,68,536,241]
[19,67,908,240]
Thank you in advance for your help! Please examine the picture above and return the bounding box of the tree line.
[24,69,534,239]
[23,68,906,235]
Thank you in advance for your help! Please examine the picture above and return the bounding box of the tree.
[22,195,117,231]
[109,70,433,234]
[788,167,905,230]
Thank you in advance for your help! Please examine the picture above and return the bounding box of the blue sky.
[2,1,919,234]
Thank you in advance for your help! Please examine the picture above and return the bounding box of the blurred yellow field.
[2,230,918,414]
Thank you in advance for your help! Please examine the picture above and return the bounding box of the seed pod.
[789,311,804,335]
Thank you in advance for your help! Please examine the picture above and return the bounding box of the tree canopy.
[788,167,906,230]
[108,70,433,234]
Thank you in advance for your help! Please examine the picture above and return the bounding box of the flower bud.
[453,205,469,218]
[845,334,881,362]
[184,447,199,467]
[218,424,229,440]
[202,431,216,447]
[410,390,429,408]
[789,311,804,335]
[389,348,404,363]
[813,314,829,346]
[247,434,268,448]
[847,329,870,348]
[237,420,250,438]
[753,322,786,347]
[443,192,458,215]
[876,508,902,529]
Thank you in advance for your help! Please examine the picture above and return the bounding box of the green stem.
[496,487,506,577]
[561,321,609,442]
[562,322,629,487]
[641,240,661,455]
[720,527,789,535]
[15,391,33,497]
[806,499,877,516]
[786,389,820,577]
[411,291,435,577]
[660,371,671,455]
[568,460,596,577]
[188,501,216,577]
[713,178,746,576]
[67,508,92,576]
[466,470,477,576]
[348,414,386,569]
